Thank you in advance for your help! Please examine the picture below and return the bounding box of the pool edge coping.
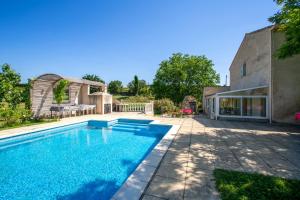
[111,122,180,200]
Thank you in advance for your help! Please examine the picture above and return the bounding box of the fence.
[114,102,153,114]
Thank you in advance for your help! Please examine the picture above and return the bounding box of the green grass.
[0,119,58,131]
[213,169,300,200]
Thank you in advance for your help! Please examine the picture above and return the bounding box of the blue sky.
[0,0,278,85]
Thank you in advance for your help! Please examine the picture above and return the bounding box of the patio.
[142,116,300,200]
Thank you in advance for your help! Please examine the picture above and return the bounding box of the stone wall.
[230,27,272,90]
[271,31,300,124]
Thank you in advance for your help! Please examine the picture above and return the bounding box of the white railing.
[115,102,153,114]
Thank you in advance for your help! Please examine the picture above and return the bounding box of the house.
[31,73,112,117]
[203,26,300,124]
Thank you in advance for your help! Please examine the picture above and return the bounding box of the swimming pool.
[0,119,172,200]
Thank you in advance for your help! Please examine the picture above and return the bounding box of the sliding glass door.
[219,96,267,118]
[242,98,266,117]
[219,98,241,116]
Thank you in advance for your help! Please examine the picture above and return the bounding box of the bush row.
[0,103,32,127]
[154,98,181,116]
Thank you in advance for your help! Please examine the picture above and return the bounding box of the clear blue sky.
[0,0,278,85]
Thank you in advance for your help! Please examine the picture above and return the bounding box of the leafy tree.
[20,79,33,109]
[0,64,23,107]
[82,74,105,84]
[108,80,123,94]
[53,79,69,105]
[152,53,220,103]
[139,82,152,96]
[269,0,300,59]
[128,76,150,96]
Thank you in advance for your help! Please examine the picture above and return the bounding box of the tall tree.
[0,64,23,107]
[269,0,300,59]
[152,53,220,103]
[128,75,140,95]
[108,80,123,94]
[82,74,105,84]
[133,75,139,95]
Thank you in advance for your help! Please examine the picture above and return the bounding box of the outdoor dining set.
[50,104,96,118]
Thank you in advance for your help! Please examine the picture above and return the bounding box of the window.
[241,62,246,77]
[219,98,241,116]
[242,97,266,117]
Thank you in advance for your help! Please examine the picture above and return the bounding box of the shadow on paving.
[143,116,300,200]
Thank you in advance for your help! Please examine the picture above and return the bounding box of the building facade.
[203,26,300,124]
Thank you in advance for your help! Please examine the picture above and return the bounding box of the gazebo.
[30,73,112,117]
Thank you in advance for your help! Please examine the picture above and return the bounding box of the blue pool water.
[0,119,171,200]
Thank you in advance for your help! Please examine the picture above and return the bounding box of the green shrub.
[120,96,154,103]
[0,103,32,127]
[154,98,177,114]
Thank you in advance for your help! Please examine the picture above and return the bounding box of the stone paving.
[143,116,300,200]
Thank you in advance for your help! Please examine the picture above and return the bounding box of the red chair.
[181,108,193,115]
[295,112,300,121]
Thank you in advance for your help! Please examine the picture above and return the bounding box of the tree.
[20,79,33,109]
[82,74,105,84]
[152,53,220,103]
[128,75,139,95]
[108,80,123,94]
[0,64,23,107]
[269,0,300,59]
[133,75,139,95]
[139,82,152,96]
[127,76,151,96]
[53,79,69,105]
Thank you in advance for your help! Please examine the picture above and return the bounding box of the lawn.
[213,169,300,200]
[0,118,58,131]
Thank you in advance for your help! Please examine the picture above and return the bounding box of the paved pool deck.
[1,113,300,200]
[143,116,300,200]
